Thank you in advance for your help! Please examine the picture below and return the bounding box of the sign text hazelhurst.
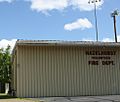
[86,51,116,66]
[86,51,116,55]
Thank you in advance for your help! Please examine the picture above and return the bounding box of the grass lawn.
[0,93,45,102]
[0,93,17,99]
[0,93,42,102]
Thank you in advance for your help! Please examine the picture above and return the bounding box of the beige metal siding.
[11,50,17,92]
[14,45,120,97]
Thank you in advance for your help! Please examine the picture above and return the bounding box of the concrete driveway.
[1,95,120,102]
[32,95,120,102]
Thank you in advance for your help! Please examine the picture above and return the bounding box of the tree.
[0,45,11,83]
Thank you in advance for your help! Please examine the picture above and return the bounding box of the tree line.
[0,45,11,84]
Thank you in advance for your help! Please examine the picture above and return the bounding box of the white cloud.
[29,0,68,13]
[82,35,120,42]
[0,0,104,13]
[0,39,17,51]
[102,38,113,42]
[102,35,120,42]
[26,0,104,14]
[117,35,120,41]
[64,18,93,31]
[0,0,14,3]
[82,38,94,41]
[70,0,104,11]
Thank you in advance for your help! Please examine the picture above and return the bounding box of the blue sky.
[0,0,119,49]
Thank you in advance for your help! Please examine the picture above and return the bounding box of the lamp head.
[111,9,119,17]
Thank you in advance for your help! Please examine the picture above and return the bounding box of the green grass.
[0,93,43,102]
[0,93,17,99]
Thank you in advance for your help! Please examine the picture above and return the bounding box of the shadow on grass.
[0,93,17,99]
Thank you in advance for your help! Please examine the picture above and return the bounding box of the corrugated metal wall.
[11,50,17,92]
[14,45,120,97]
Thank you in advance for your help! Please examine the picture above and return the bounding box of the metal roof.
[15,40,120,47]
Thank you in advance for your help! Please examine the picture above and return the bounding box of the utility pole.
[111,10,119,43]
[88,0,101,42]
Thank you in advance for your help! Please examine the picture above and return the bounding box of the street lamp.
[111,10,119,43]
[88,0,101,41]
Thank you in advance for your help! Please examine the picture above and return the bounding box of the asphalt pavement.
[32,95,120,102]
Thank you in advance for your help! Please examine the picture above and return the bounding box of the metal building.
[11,40,120,97]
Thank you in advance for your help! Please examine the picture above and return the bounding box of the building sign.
[86,51,116,66]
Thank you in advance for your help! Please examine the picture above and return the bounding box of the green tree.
[0,45,11,83]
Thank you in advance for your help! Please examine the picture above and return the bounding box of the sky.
[0,0,120,49]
